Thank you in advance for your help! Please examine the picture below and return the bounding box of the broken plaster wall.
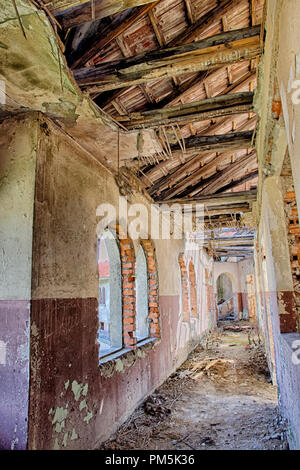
[0,116,38,449]
[25,115,213,450]
[256,175,300,449]
[254,0,300,448]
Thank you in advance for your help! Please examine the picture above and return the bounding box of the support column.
[0,115,38,449]
[264,176,297,333]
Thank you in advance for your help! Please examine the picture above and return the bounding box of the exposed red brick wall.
[178,254,190,322]
[188,261,198,318]
[140,239,160,338]
[205,268,213,314]
[114,225,137,349]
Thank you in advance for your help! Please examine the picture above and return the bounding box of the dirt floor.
[99,322,288,451]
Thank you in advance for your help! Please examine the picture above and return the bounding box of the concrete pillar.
[0,116,38,449]
[256,175,296,383]
[264,176,297,333]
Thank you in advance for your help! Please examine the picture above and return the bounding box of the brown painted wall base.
[28,298,99,450]
[27,294,200,449]
[0,300,30,450]
[277,291,298,333]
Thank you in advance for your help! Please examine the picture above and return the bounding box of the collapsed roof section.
[1,0,265,240]
[48,0,263,204]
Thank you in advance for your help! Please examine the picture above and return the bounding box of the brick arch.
[110,224,137,349]
[140,239,160,338]
[188,261,198,318]
[178,254,190,322]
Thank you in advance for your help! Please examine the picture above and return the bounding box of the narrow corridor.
[100,324,286,451]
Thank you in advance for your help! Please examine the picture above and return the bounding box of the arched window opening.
[217,273,233,304]
[135,245,149,341]
[97,229,122,358]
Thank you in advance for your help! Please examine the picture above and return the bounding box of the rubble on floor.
[98,323,288,451]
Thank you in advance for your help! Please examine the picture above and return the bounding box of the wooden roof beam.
[170,130,253,154]
[119,91,254,129]
[74,26,261,93]
[180,205,252,216]
[94,53,255,113]
[158,189,257,206]
[143,110,256,191]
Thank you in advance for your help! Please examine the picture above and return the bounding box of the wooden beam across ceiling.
[73,26,261,93]
[169,130,253,154]
[141,112,256,191]
[177,204,252,216]
[93,52,256,114]
[157,189,257,206]
[118,91,254,129]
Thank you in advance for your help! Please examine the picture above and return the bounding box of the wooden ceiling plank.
[168,0,246,46]
[70,2,160,69]
[197,151,257,195]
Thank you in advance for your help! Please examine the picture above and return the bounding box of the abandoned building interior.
[1,0,300,451]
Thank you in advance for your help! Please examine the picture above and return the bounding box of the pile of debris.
[99,378,188,450]
[241,344,271,379]
[222,325,254,332]
[189,357,235,380]
[143,394,171,420]
[99,325,275,450]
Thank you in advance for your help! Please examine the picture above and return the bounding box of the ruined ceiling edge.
[0,0,152,176]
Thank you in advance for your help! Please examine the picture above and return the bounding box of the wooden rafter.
[74,26,261,93]
[93,46,256,116]
[192,150,257,196]
[69,2,160,69]
[158,190,257,206]
[169,0,245,46]
[215,169,258,193]
[157,149,256,200]
[170,130,253,153]
[141,108,256,190]
[119,91,254,129]
[147,131,254,197]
